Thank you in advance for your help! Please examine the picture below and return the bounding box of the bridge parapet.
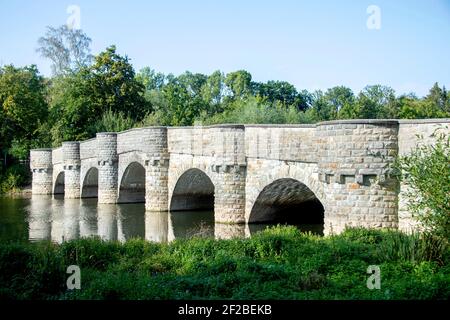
[80,138,97,160]
[117,127,168,157]
[168,125,246,165]
[398,119,449,155]
[245,125,317,162]
[52,147,63,165]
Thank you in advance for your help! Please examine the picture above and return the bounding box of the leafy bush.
[202,97,309,125]
[0,163,30,193]
[395,129,450,240]
[88,109,135,134]
[339,227,385,245]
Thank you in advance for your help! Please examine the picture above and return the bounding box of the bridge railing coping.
[317,118,450,125]
[244,124,316,128]
[29,119,450,153]
[115,126,168,135]
[30,148,53,151]
[397,118,450,124]
[79,137,96,144]
[168,124,245,129]
[317,119,399,126]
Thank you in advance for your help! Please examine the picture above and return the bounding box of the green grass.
[0,226,448,300]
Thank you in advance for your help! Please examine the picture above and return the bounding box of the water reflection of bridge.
[28,196,257,243]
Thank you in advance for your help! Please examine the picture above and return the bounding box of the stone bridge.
[30,119,449,235]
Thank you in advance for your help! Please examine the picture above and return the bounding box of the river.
[0,196,323,243]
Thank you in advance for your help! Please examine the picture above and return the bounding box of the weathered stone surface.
[30,149,53,195]
[97,133,118,204]
[62,142,81,199]
[30,119,450,235]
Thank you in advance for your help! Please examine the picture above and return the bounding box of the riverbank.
[0,226,448,300]
[1,186,32,198]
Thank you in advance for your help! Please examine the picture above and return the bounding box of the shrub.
[0,163,30,193]
[202,97,306,125]
[339,227,385,245]
[88,109,135,134]
[395,129,450,240]
[377,231,448,265]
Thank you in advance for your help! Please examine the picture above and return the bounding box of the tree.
[85,45,148,119]
[224,70,253,100]
[310,90,335,121]
[356,85,397,119]
[37,25,93,75]
[296,89,314,111]
[89,109,135,133]
[177,71,207,97]
[426,82,449,115]
[136,67,166,91]
[398,95,445,119]
[204,96,297,125]
[0,65,48,159]
[254,80,300,107]
[48,45,148,143]
[160,78,208,126]
[48,73,93,144]
[322,86,355,119]
[201,70,225,114]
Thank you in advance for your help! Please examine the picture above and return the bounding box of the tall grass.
[0,227,448,300]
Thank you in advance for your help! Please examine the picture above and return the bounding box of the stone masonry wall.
[317,120,399,234]
[245,125,317,163]
[62,142,81,199]
[30,119,450,234]
[30,149,53,195]
[80,138,97,160]
[97,133,118,204]
[52,147,62,164]
[168,125,246,224]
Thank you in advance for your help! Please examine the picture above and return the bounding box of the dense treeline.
[0,26,449,191]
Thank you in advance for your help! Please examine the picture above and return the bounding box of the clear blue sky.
[1,0,449,97]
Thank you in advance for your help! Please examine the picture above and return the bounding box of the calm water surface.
[0,196,323,243]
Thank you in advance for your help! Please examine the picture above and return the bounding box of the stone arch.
[118,152,146,181]
[169,168,215,212]
[81,167,98,198]
[53,171,64,195]
[118,162,146,203]
[245,161,325,233]
[248,178,324,223]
